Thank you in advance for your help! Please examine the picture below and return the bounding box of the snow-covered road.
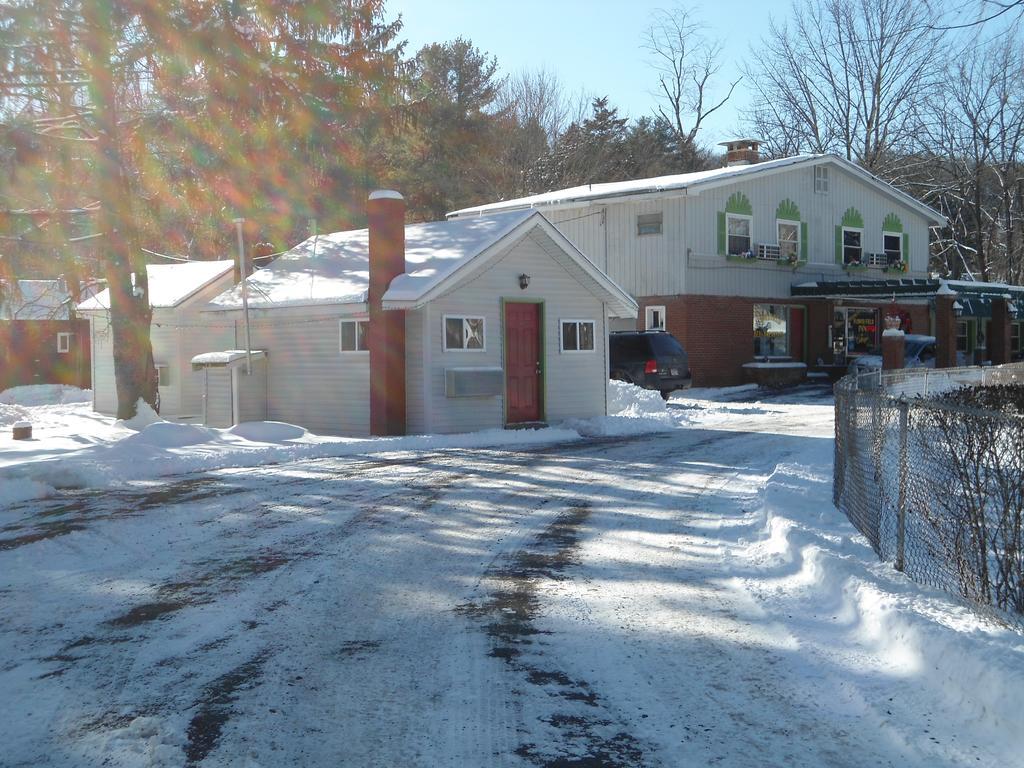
[3,387,1021,767]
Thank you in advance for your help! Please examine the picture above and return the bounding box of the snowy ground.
[2,383,1022,767]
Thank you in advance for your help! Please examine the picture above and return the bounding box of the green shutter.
[800,221,808,261]
[835,225,843,264]
[717,211,726,255]
[903,232,909,267]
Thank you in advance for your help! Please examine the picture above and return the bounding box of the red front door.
[505,302,542,423]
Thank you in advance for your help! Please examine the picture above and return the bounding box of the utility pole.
[233,218,253,376]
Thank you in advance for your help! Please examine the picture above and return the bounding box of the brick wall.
[635,295,934,387]
[638,295,814,387]
[0,318,91,391]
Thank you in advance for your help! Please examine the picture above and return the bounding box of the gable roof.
[207,209,638,318]
[77,260,234,312]
[447,154,945,226]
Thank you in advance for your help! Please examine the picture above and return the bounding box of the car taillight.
[644,359,658,374]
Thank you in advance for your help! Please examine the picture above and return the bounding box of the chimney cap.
[717,138,763,148]
[369,190,404,201]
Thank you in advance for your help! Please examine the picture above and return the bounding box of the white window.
[843,228,863,265]
[645,305,666,331]
[444,315,485,351]
[777,221,799,261]
[636,212,663,236]
[956,320,971,353]
[726,214,752,256]
[814,165,829,194]
[883,232,902,265]
[339,319,369,352]
[560,320,595,352]
[56,332,72,354]
[155,364,170,387]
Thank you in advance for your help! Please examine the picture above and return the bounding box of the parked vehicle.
[847,334,939,375]
[609,330,692,399]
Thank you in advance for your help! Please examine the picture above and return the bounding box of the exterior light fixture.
[518,273,531,290]
[953,300,964,317]
[1009,301,1018,319]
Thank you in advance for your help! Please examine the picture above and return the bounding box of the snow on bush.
[0,384,91,406]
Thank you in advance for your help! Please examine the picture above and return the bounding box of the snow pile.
[566,380,677,437]
[0,384,91,406]
[607,379,666,416]
[0,402,30,427]
[737,452,1024,760]
[100,717,185,768]
[115,399,164,431]
[1,382,700,507]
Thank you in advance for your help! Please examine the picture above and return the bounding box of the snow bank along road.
[2,388,1020,767]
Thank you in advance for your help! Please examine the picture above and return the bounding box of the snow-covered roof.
[207,209,637,318]
[190,349,266,368]
[77,260,234,311]
[0,280,72,320]
[447,154,945,225]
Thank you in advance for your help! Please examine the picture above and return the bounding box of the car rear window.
[648,335,685,356]
[610,336,652,358]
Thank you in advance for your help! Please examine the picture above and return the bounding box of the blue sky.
[386,1,1008,148]
[386,0,774,145]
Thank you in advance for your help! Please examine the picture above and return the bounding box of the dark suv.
[609,330,692,399]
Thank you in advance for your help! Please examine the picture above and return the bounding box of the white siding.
[404,308,428,434]
[413,229,609,434]
[203,368,233,427]
[90,315,116,415]
[532,162,936,302]
[84,270,235,419]
[238,307,370,436]
[680,165,933,298]
[236,358,268,423]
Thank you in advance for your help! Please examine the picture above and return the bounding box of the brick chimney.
[719,139,762,167]
[367,190,407,436]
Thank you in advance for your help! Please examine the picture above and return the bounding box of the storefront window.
[753,304,789,357]
[832,307,878,357]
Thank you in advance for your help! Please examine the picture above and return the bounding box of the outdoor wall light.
[1009,301,1018,319]
[953,300,964,317]
[518,273,531,290]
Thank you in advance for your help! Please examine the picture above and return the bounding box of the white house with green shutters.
[449,147,946,385]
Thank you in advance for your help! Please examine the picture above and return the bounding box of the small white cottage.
[199,191,637,436]
[77,260,235,420]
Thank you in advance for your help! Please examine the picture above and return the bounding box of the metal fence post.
[895,399,909,572]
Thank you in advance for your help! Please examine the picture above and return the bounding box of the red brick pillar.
[935,286,958,369]
[367,190,407,436]
[990,296,1012,365]
[882,330,905,370]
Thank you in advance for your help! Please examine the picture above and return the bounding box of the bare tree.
[916,35,1024,282]
[743,0,945,175]
[491,68,571,197]
[642,6,738,168]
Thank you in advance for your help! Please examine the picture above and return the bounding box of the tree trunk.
[82,1,156,420]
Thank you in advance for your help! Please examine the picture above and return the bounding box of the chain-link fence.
[834,363,1024,622]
